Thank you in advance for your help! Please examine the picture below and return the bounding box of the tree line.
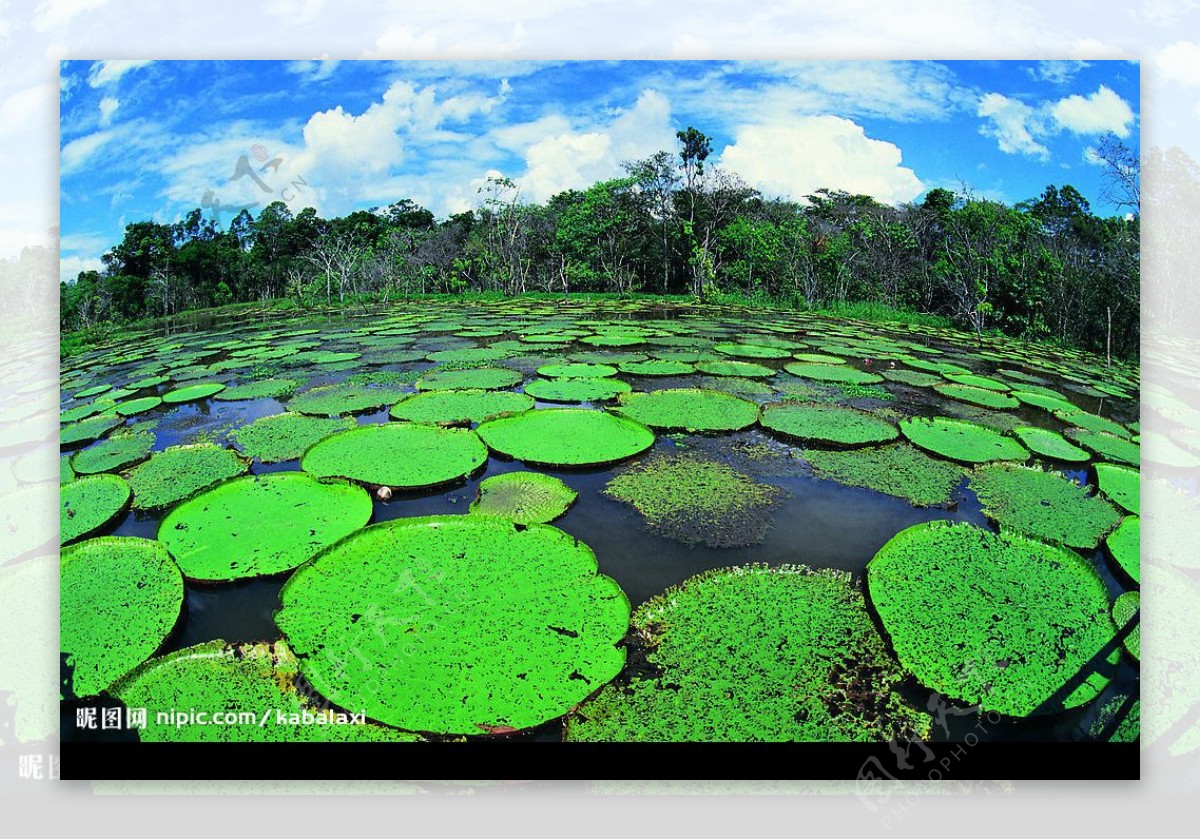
[61,128,1141,359]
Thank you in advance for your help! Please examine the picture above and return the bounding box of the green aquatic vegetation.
[791,352,846,364]
[60,473,131,544]
[968,463,1121,549]
[713,343,792,359]
[415,367,524,391]
[783,363,883,384]
[477,408,654,467]
[425,347,510,364]
[303,423,487,489]
[1094,463,1139,514]
[696,376,775,399]
[469,471,577,524]
[60,413,124,446]
[613,388,758,433]
[801,443,965,507]
[899,357,969,375]
[158,472,372,581]
[1106,516,1140,583]
[1012,390,1079,412]
[566,565,932,742]
[867,520,1117,717]
[389,389,534,425]
[1066,429,1140,466]
[73,383,113,399]
[899,416,1029,463]
[1112,591,1140,662]
[288,382,410,416]
[71,431,155,475]
[1054,409,1131,438]
[60,537,183,698]
[618,360,695,376]
[162,382,227,403]
[934,383,1019,409]
[60,402,105,424]
[536,362,618,378]
[942,372,1011,391]
[838,383,895,402]
[1012,426,1091,462]
[760,402,897,447]
[109,640,418,743]
[231,412,356,463]
[61,455,75,484]
[523,377,632,403]
[880,369,943,388]
[112,396,163,416]
[602,454,783,548]
[579,334,644,347]
[695,360,774,378]
[569,350,648,365]
[213,378,299,401]
[126,444,250,510]
[275,515,630,735]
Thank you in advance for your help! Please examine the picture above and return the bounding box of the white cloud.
[1029,60,1090,84]
[977,93,1050,159]
[1153,40,1200,87]
[87,59,153,88]
[32,0,109,32]
[97,96,118,126]
[286,58,341,82]
[59,253,104,283]
[1050,84,1135,136]
[717,116,925,205]
[60,129,117,174]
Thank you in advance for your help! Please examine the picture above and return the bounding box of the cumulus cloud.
[717,116,925,205]
[977,93,1050,159]
[1051,85,1135,136]
[977,85,1136,157]
[87,59,153,88]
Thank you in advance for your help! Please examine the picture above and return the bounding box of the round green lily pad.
[126,444,250,510]
[61,537,183,698]
[1055,409,1131,438]
[714,343,791,360]
[882,369,943,388]
[61,413,124,447]
[113,396,163,416]
[1095,463,1139,514]
[1112,591,1140,662]
[602,454,783,548]
[275,515,630,735]
[478,409,654,467]
[1012,426,1090,462]
[158,472,373,581]
[695,360,774,378]
[523,377,632,403]
[74,383,113,400]
[783,363,883,384]
[303,423,487,489]
[71,431,155,475]
[618,360,695,376]
[1107,515,1140,583]
[934,383,1019,409]
[109,640,419,742]
[426,347,510,364]
[942,372,1010,391]
[899,416,1029,463]
[1013,390,1078,413]
[415,367,523,391]
[60,402,105,424]
[214,378,299,401]
[760,402,898,447]
[469,471,577,524]
[867,520,1117,717]
[802,443,966,507]
[288,383,410,416]
[613,389,758,433]
[61,473,131,544]
[791,352,846,364]
[389,389,534,425]
[566,565,931,742]
[1066,429,1140,465]
[580,334,643,347]
[231,412,357,464]
[968,463,1121,549]
[536,363,617,379]
[162,382,227,403]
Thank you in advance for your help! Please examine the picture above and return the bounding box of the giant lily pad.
[536,363,617,379]
[274,515,630,735]
[214,378,299,401]
[60,413,124,447]
[1095,463,1139,514]
[1106,515,1140,583]
[602,454,783,548]
[760,402,897,447]
[71,431,155,475]
[162,382,226,403]
[1012,426,1090,462]
[389,389,534,425]
[801,443,965,507]
[695,360,774,378]
[157,472,372,581]
[1013,390,1078,413]
[1066,429,1139,465]
[523,377,632,403]
[60,473,131,544]
[934,383,1019,409]
[867,520,1117,717]
[612,389,758,433]
[968,463,1120,549]
[714,343,792,360]
[565,566,931,742]
[783,363,883,384]
[477,409,654,467]
[1112,591,1140,662]
[1055,409,1131,438]
[61,537,183,698]
[899,416,1028,463]
[126,444,250,510]
[109,640,419,742]
[231,412,357,463]
[288,383,410,416]
[618,360,695,376]
[113,396,163,416]
[942,372,1010,391]
[302,423,487,489]
[415,367,523,392]
[469,471,577,524]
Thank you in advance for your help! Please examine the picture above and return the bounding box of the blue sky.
[59,59,1139,282]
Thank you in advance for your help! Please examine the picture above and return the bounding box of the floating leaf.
[1106,515,1140,583]
[899,416,1028,463]
[1095,463,1139,514]
[126,444,250,510]
[536,362,617,378]
[303,423,487,489]
[760,402,897,447]
[1011,426,1090,462]
[801,443,965,507]
[288,382,410,416]
[469,471,577,524]
[71,431,155,475]
[934,383,1019,409]
[783,363,883,384]
[968,463,1120,549]
[214,378,299,401]
[942,372,1011,391]
[618,360,695,376]
[61,413,124,446]
[477,408,654,467]
[415,367,523,391]
[695,360,774,378]
[60,473,130,544]
[113,396,163,416]
[162,382,227,403]
[1112,591,1140,662]
[389,389,534,425]
[714,343,792,359]
[1066,429,1140,465]
[613,388,758,433]
[231,412,356,463]
[523,377,632,403]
